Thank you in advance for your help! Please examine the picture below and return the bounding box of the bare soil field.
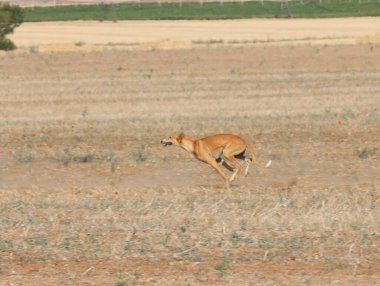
[1,22,380,285]
[9,18,380,52]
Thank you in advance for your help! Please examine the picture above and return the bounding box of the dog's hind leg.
[233,149,251,176]
[237,147,254,177]
[244,158,251,176]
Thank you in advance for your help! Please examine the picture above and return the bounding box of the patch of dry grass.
[0,44,379,284]
[1,185,379,284]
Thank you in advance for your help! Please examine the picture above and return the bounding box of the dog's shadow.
[194,183,241,190]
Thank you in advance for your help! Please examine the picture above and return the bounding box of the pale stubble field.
[0,34,380,284]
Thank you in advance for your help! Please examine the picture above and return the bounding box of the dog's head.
[161,134,184,147]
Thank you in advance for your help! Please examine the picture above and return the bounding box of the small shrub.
[58,235,82,250]
[0,239,13,251]
[231,232,254,247]
[283,236,307,252]
[73,153,94,163]
[0,37,15,50]
[0,3,23,50]
[15,152,34,163]
[215,259,230,277]
[26,235,48,249]
[135,145,147,162]
[323,257,347,272]
[137,237,151,254]
[356,147,378,159]
[258,235,272,250]
[124,240,133,251]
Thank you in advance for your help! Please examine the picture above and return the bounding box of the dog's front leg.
[203,157,230,188]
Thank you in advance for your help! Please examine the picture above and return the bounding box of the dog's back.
[200,134,246,148]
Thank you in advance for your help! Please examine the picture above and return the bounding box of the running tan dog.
[161,133,256,188]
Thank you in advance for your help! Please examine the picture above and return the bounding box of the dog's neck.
[179,137,195,155]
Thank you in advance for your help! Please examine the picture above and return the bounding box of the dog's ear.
[178,133,184,143]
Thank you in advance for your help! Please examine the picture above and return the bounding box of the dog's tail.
[246,142,271,168]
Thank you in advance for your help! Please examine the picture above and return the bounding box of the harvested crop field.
[1,20,380,285]
[8,18,380,51]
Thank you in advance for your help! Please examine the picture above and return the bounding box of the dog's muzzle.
[161,140,173,147]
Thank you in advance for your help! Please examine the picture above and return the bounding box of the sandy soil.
[9,18,380,52]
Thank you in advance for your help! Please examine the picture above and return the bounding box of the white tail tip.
[265,160,272,168]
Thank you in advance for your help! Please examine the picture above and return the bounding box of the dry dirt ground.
[9,18,380,52]
[1,20,380,285]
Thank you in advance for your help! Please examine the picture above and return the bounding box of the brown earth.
[1,21,380,285]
